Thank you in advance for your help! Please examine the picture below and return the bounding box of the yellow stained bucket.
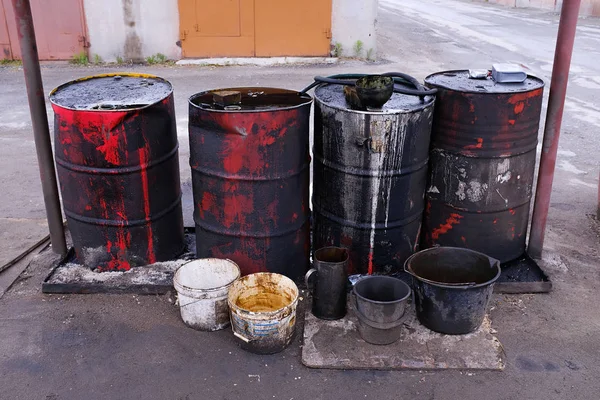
[228,272,299,354]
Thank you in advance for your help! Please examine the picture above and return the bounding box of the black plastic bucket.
[404,247,501,335]
[353,276,411,344]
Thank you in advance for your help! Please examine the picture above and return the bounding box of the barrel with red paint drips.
[423,70,544,262]
[51,73,185,271]
[189,88,312,279]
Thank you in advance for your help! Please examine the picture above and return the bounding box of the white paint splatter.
[496,158,510,175]
[497,171,512,183]
[456,181,467,201]
[466,181,488,202]
[495,189,508,205]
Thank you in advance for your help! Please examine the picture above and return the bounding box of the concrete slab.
[42,256,189,294]
[41,231,197,294]
[302,304,505,371]
[0,238,49,298]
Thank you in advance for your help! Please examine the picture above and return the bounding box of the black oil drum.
[313,84,435,275]
[51,73,185,271]
[423,70,544,262]
[189,88,312,279]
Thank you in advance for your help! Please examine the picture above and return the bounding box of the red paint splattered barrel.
[423,70,544,262]
[51,73,185,271]
[189,88,312,279]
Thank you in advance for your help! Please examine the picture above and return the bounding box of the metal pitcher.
[305,246,349,320]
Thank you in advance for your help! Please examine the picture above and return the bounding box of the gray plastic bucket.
[353,276,411,345]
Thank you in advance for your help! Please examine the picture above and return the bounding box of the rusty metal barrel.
[423,70,544,262]
[189,88,312,279]
[313,84,435,275]
[51,73,185,271]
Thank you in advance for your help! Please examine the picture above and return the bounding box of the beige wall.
[84,0,181,62]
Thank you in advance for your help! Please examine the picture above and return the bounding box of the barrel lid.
[425,70,544,93]
[190,87,312,112]
[314,83,434,113]
[50,73,172,110]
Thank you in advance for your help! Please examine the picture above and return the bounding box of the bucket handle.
[177,296,209,308]
[233,331,251,343]
[305,268,317,292]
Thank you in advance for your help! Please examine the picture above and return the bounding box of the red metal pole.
[10,0,67,256]
[528,0,581,259]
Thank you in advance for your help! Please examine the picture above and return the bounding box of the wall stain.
[122,0,142,62]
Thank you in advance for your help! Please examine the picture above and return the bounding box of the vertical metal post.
[528,0,581,259]
[10,0,67,256]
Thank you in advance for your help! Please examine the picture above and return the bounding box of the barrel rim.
[228,272,299,316]
[424,69,545,93]
[49,72,173,112]
[174,258,241,292]
[353,276,411,305]
[189,87,312,113]
[314,83,435,114]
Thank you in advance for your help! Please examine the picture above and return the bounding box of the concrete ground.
[0,0,599,398]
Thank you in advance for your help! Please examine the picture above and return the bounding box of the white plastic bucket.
[228,272,299,354]
[173,258,240,331]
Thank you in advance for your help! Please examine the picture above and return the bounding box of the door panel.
[0,1,11,59]
[180,0,254,57]
[254,0,331,57]
[0,0,85,60]
[1,0,18,59]
[195,0,240,37]
[31,0,86,59]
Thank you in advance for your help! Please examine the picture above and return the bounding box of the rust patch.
[513,102,525,114]
[431,213,464,240]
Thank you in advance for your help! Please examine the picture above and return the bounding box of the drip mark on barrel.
[139,145,156,264]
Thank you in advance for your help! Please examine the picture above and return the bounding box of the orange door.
[179,0,255,57]
[178,0,332,58]
[1,0,86,60]
[254,0,331,57]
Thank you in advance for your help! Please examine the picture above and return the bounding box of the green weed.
[353,40,364,57]
[146,53,168,65]
[333,42,343,57]
[0,59,21,66]
[70,52,89,65]
[366,48,374,61]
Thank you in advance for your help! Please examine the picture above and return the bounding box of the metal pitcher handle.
[305,268,317,291]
